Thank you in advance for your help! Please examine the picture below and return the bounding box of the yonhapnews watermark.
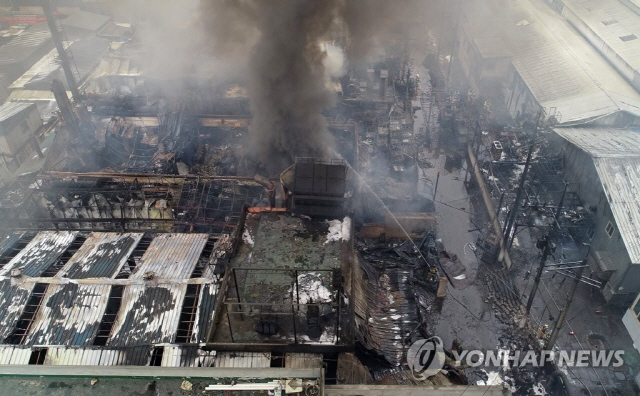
[408,338,624,380]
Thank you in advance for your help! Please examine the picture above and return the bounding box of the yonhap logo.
[407,336,446,380]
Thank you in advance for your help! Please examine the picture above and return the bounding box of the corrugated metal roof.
[0,101,35,127]
[0,231,77,277]
[0,232,27,258]
[60,233,142,279]
[561,0,640,74]
[0,346,31,364]
[131,234,208,279]
[23,284,110,346]
[9,45,68,90]
[40,346,151,366]
[193,283,217,343]
[461,0,640,124]
[0,22,51,65]
[0,280,35,341]
[161,345,216,367]
[594,157,640,263]
[96,346,150,365]
[554,127,640,158]
[11,36,110,91]
[44,347,103,365]
[214,352,271,368]
[107,285,187,347]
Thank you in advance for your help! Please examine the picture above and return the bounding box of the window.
[620,34,637,42]
[602,19,618,26]
[605,221,615,238]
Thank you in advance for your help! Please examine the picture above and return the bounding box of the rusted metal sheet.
[23,283,110,346]
[0,280,34,341]
[131,234,208,279]
[107,285,187,347]
[214,352,271,368]
[0,231,77,277]
[59,233,143,279]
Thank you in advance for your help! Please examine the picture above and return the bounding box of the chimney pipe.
[51,78,81,137]
[42,0,81,101]
[254,174,276,207]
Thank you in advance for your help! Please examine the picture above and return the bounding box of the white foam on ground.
[242,229,254,246]
[324,216,351,244]
[476,371,504,386]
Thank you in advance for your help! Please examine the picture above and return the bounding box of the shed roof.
[0,232,220,358]
[561,0,640,75]
[131,233,208,279]
[9,36,110,91]
[107,284,187,347]
[462,0,640,124]
[554,127,640,157]
[23,283,111,346]
[0,231,77,277]
[59,233,142,279]
[0,22,51,66]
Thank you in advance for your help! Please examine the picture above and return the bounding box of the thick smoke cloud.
[133,0,418,166]
[225,1,418,165]
[246,1,342,164]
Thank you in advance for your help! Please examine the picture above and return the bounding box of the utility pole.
[503,144,533,250]
[546,262,586,349]
[42,0,81,101]
[525,235,552,315]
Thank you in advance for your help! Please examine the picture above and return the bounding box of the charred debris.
[2,0,631,395]
[0,4,475,388]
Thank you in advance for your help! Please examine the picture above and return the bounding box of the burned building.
[0,231,219,364]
